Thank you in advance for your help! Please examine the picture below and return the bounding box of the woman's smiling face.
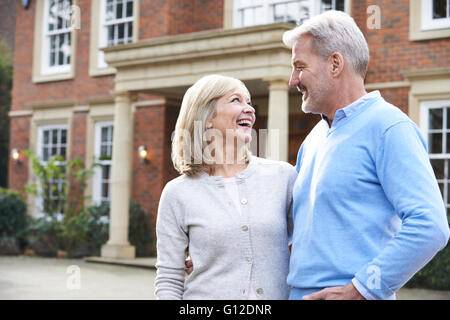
[208,85,256,144]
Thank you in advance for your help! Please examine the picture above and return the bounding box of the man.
[284,10,449,300]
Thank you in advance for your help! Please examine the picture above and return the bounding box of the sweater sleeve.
[154,183,189,300]
[354,121,450,299]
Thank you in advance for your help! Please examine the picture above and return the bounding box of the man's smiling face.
[288,34,333,116]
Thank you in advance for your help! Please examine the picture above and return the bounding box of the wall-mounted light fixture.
[22,0,31,9]
[11,148,21,164]
[138,146,149,163]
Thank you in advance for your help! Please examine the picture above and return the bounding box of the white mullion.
[445,158,448,205]
[103,16,134,26]
[444,107,447,155]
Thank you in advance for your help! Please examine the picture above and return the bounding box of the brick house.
[8,0,450,258]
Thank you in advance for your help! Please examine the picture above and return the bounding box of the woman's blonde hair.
[172,74,251,176]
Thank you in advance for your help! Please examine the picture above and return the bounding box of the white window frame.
[232,0,347,28]
[420,99,450,214]
[421,0,450,31]
[41,0,73,75]
[35,124,68,217]
[92,121,114,205]
[98,0,135,69]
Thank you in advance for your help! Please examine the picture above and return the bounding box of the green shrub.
[24,200,155,258]
[0,188,27,254]
[406,242,450,290]
[129,200,155,257]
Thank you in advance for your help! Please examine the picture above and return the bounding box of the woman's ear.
[206,122,213,129]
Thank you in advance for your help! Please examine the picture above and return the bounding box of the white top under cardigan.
[222,176,258,299]
[155,156,298,300]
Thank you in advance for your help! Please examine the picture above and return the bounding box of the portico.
[100,23,297,259]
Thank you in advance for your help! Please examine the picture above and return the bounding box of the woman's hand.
[185,248,193,276]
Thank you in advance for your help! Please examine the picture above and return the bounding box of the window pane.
[58,50,64,65]
[52,129,59,144]
[44,130,49,144]
[43,147,49,161]
[126,0,133,17]
[102,182,109,198]
[127,22,133,41]
[61,129,67,144]
[118,23,125,42]
[107,25,115,45]
[321,0,332,11]
[433,0,447,19]
[438,182,444,197]
[101,127,108,142]
[431,159,445,179]
[242,8,254,26]
[447,133,450,153]
[106,3,114,21]
[429,108,443,129]
[429,133,443,153]
[102,165,111,180]
[446,106,450,129]
[60,147,66,160]
[447,182,450,205]
[117,0,123,19]
[336,0,345,11]
[50,52,56,66]
[101,146,108,158]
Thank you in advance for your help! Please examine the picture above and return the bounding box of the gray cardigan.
[155,156,298,300]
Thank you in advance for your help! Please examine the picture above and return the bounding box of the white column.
[266,79,289,161]
[101,91,136,259]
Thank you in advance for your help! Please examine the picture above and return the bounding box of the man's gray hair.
[283,10,369,79]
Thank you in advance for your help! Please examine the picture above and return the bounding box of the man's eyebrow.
[292,59,306,67]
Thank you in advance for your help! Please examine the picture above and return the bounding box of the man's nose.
[289,71,299,87]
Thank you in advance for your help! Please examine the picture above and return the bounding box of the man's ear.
[329,52,344,77]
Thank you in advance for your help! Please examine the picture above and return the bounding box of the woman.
[155,74,297,300]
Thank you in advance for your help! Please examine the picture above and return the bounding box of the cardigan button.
[256,288,264,295]
[241,198,248,205]
[242,225,249,232]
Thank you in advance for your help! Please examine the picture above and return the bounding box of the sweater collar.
[197,156,257,186]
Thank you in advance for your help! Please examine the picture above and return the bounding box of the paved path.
[1,256,449,300]
[0,256,156,300]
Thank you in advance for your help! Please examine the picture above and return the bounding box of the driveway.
[0,256,449,300]
[0,256,156,300]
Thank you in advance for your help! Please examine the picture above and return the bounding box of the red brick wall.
[8,116,30,195]
[361,0,450,84]
[139,0,223,39]
[132,104,167,225]
[66,111,88,213]
[11,0,115,114]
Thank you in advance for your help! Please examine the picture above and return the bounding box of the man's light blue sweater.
[288,91,450,300]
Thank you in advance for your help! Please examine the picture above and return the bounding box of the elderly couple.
[154,11,450,300]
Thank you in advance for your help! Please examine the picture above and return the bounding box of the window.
[98,0,135,69]
[421,100,450,215]
[36,125,68,216]
[93,122,114,205]
[42,0,73,75]
[421,0,450,31]
[233,0,346,28]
